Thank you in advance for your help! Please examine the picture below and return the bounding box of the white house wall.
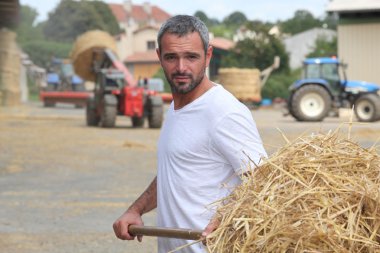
[116,21,137,61]
[133,28,158,53]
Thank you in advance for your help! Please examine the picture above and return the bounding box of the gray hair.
[157,15,209,53]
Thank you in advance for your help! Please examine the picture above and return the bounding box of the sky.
[21,0,331,23]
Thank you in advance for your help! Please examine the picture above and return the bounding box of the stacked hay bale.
[207,130,380,252]
[70,30,118,82]
[0,28,21,106]
[218,68,261,102]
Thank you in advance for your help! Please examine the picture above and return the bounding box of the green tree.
[307,36,337,58]
[12,4,73,68]
[208,18,221,26]
[210,23,234,39]
[194,11,211,26]
[280,10,323,35]
[223,11,247,28]
[262,69,301,99]
[221,33,294,99]
[194,10,220,30]
[220,21,290,99]
[14,5,44,45]
[245,20,274,34]
[22,40,72,67]
[43,0,120,42]
[322,14,338,30]
[222,35,289,72]
[90,1,120,35]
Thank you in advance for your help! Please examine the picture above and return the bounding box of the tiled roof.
[151,6,171,22]
[125,51,159,63]
[210,37,235,51]
[108,4,127,22]
[108,3,171,23]
[133,25,160,34]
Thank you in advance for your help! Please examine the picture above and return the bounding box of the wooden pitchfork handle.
[129,225,203,240]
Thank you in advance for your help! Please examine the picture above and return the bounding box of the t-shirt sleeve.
[211,111,267,174]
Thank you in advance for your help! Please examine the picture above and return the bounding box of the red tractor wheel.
[99,94,117,128]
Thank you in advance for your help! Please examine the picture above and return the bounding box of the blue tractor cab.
[287,57,380,122]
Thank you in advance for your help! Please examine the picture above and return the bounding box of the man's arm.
[128,176,157,215]
[113,176,157,241]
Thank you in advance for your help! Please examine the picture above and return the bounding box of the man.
[113,15,267,252]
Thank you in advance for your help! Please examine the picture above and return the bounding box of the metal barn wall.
[338,22,380,84]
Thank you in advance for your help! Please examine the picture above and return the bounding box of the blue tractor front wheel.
[354,94,380,122]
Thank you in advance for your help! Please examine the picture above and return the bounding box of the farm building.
[327,0,380,85]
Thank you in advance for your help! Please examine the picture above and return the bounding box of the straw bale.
[0,29,19,71]
[218,68,261,102]
[1,90,21,106]
[70,30,118,81]
[0,65,20,92]
[0,29,21,106]
[0,28,17,49]
[207,130,380,252]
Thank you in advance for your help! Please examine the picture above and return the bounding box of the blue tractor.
[46,58,85,92]
[287,57,380,122]
[41,58,89,108]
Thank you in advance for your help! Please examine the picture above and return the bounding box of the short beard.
[165,69,205,94]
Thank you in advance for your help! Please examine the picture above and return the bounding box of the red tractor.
[85,48,163,128]
[70,30,163,128]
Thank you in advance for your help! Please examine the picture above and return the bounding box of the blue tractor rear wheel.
[290,84,332,121]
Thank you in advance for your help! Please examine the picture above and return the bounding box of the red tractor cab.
[85,49,163,128]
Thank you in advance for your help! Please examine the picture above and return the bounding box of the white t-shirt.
[156,84,266,253]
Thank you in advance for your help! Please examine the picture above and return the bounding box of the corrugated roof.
[326,0,380,12]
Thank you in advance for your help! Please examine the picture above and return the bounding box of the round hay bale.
[70,30,118,81]
[207,130,380,252]
[218,68,261,102]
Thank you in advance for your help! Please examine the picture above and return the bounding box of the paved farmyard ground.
[0,102,379,253]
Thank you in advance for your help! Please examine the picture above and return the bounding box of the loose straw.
[206,128,380,252]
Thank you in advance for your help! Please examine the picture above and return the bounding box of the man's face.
[157,32,212,94]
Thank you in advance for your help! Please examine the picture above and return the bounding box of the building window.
[147,41,156,50]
